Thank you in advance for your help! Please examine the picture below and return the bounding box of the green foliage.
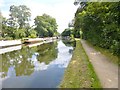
[1,6,58,40]
[28,29,37,38]
[15,29,26,39]
[9,5,31,29]
[61,28,75,38]
[74,2,120,56]
[2,23,16,39]
[34,14,58,37]
[61,28,71,36]
[1,5,33,40]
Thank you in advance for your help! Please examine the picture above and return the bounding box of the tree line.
[61,1,120,56]
[74,2,120,56]
[1,5,58,40]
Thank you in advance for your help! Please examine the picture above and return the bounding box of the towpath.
[80,39,118,88]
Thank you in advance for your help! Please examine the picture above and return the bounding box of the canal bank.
[0,37,59,54]
[0,40,21,47]
[0,37,58,47]
[60,39,101,88]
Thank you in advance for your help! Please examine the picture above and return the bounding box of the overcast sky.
[0,0,78,33]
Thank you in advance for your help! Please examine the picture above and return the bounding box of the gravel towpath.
[80,39,118,88]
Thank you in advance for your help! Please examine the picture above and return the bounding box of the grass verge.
[59,39,102,88]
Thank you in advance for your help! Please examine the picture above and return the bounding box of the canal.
[1,40,75,88]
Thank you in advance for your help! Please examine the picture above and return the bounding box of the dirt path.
[80,39,118,88]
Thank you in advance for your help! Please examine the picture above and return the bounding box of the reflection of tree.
[62,39,76,47]
[2,53,11,77]
[15,47,35,76]
[37,42,58,64]
[1,42,58,78]
[1,46,37,78]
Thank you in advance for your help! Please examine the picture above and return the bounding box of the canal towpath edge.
[60,39,101,88]
[80,39,118,88]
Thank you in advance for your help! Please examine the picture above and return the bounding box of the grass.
[86,41,119,66]
[59,39,102,88]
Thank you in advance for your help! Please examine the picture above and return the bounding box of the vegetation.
[34,14,58,37]
[74,2,120,56]
[1,5,35,39]
[1,5,58,40]
[9,5,31,29]
[60,39,101,88]
[61,28,73,37]
[86,41,119,65]
[61,27,76,47]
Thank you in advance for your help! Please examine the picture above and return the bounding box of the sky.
[0,0,78,33]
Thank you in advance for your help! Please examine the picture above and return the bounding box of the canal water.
[0,40,74,88]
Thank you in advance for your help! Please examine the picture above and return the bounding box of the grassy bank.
[59,39,102,88]
[86,41,119,66]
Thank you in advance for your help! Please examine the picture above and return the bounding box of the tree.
[1,5,32,39]
[61,28,71,36]
[34,14,58,37]
[15,29,26,39]
[1,16,16,39]
[28,29,37,38]
[74,2,120,56]
[68,19,75,27]
[9,5,31,29]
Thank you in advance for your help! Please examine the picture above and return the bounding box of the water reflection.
[1,42,58,78]
[30,53,48,71]
[37,42,58,64]
[62,39,76,47]
[7,66,16,77]
[1,47,35,78]
[1,40,73,88]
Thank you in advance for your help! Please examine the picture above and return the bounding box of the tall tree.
[9,5,31,29]
[34,14,58,37]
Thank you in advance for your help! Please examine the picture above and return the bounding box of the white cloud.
[0,0,4,8]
